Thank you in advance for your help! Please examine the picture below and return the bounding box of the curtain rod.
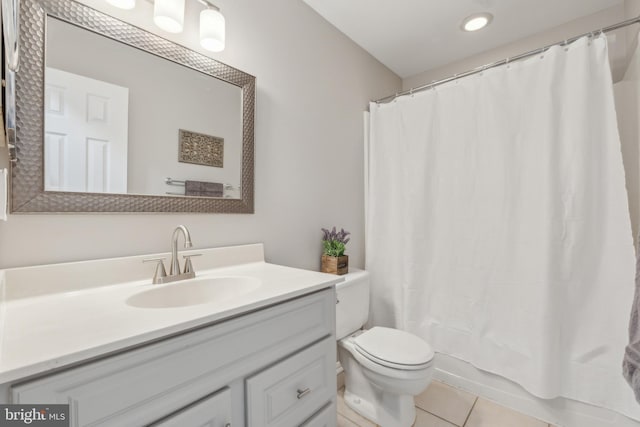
[374,15,640,104]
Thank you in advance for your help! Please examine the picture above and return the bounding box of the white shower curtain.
[366,36,640,418]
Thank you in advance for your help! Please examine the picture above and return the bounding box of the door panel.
[44,67,129,193]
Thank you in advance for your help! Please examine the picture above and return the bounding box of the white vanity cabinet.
[9,288,337,427]
[151,387,232,427]
[301,403,338,427]
[246,338,335,427]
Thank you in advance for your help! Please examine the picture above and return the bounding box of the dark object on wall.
[179,129,224,168]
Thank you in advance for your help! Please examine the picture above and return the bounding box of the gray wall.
[626,0,640,66]
[0,0,401,269]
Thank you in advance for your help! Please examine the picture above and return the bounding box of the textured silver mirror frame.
[11,0,255,213]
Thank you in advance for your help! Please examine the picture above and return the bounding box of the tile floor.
[337,380,558,427]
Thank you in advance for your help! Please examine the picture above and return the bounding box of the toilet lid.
[354,327,434,369]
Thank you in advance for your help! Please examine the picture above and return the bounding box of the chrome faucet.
[170,225,193,275]
[143,225,200,284]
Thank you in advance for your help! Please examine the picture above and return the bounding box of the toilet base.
[343,386,416,427]
[339,337,422,427]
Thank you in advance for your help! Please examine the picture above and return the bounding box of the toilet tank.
[335,268,370,340]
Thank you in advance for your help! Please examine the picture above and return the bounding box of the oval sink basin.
[126,276,261,309]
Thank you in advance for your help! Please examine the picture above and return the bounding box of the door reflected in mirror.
[44,16,243,199]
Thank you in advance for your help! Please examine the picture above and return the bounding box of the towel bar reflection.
[165,177,238,190]
[165,178,188,186]
[165,177,240,198]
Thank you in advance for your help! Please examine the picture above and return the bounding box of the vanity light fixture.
[105,0,225,51]
[106,0,136,9]
[153,0,184,33]
[154,0,186,33]
[199,0,225,52]
[461,13,493,32]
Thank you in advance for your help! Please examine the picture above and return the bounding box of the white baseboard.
[433,353,640,427]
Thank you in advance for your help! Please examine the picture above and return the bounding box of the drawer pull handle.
[297,388,311,399]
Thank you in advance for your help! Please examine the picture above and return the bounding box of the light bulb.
[200,8,225,52]
[462,13,493,32]
[154,0,185,34]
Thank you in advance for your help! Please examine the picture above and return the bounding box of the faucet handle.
[182,254,202,274]
[143,258,167,284]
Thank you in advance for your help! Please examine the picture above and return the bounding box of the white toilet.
[336,269,434,427]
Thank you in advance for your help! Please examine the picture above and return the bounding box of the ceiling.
[302,0,625,78]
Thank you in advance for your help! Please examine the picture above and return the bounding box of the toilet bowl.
[336,269,434,427]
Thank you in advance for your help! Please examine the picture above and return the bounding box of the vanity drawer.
[150,386,232,427]
[300,401,337,427]
[246,337,336,427]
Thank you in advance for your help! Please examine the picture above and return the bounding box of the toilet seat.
[343,337,434,382]
[354,327,434,371]
[355,347,434,371]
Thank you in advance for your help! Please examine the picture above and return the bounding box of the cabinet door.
[151,387,232,427]
[246,337,336,427]
[300,402,336,427]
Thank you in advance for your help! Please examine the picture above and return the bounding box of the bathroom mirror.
[10,0,255,213]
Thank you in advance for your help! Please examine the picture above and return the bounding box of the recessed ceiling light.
[462,13,493,32]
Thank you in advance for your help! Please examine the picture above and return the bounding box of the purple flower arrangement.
[321,226,351,257]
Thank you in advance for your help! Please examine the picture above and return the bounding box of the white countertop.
[0,245,343,383]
